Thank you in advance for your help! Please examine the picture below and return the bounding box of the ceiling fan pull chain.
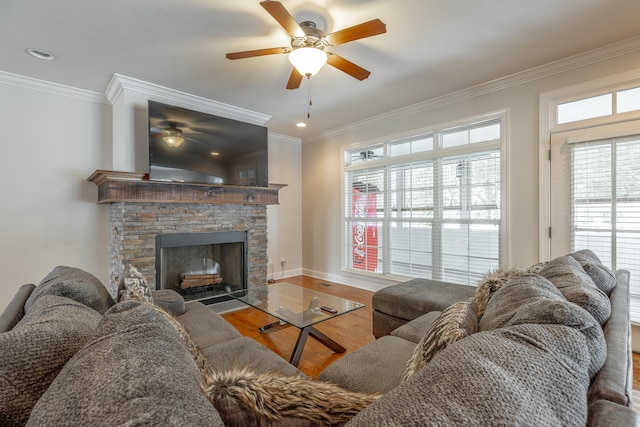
[307,75,312,119]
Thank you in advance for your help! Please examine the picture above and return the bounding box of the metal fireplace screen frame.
[155,231,248,304]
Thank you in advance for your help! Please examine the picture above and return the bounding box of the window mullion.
[611,139,617,270]
[382,165,391,275]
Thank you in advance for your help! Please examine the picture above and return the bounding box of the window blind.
[570,135,640,322]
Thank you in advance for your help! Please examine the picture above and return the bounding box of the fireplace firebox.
[155,231,247,304]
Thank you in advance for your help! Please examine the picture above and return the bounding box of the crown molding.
[304,35,640,145]
[0,71,108,104]
[268,132,302,146]
[105,73,271,126]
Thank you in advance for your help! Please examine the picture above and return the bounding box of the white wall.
[267,133,303,280]
[301,47,640,293]
[0,74,112,311]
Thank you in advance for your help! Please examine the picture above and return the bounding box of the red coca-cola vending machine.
[352,182,379,271]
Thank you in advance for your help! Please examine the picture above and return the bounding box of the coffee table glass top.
[230,282,364,329]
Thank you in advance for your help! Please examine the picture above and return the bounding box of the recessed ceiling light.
[296,122,307,128]
[210,152,220,156]
[26,48,56,61]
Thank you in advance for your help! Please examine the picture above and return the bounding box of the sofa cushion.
[402,299,477,381]
[319,336,416,394]
[26,300,224,427]
[346,324,592,427]
[202,368,379,426]
[479,273,606,379]
[0,295,101,426]
[25,266,114,314]
[391,311,442,343]
[151,289,185,316]
[0,283,35,332]
[201,337,301,377]
[479,273,564,331]
[178,301,243,352]
[570,249,617,296]
[539,255,611,326]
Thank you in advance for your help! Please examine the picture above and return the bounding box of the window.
[555,84,640,125]
[344,117,503,286]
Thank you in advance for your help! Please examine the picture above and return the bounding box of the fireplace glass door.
[155,231,247,304]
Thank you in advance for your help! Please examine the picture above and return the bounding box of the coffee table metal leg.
[289,326,346,367]
[308,326,346,353]
[289,327,311,366]
[258,319,289,333]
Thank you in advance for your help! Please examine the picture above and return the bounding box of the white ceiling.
[2,0,640,138]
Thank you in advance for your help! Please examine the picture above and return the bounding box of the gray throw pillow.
[0,295,101,426]
[25,266,114,314]
[539,255,611,326]
[26,300,224,427]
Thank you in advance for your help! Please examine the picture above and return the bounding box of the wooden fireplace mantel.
[87,170,286,205]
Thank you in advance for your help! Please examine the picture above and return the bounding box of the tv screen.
[148,101,268,187]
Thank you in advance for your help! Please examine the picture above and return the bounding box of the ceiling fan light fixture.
[162,128,185,147]
[289,47,327,77]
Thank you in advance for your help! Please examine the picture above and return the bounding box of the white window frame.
[341,109,510,282]
[539,68,640,260]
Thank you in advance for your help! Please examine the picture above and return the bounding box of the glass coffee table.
[230,282,365,367]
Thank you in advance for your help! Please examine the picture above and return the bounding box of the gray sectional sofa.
[1,250,636,426]
[320,250,636,426]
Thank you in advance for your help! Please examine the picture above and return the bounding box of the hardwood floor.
[221,275,375,379]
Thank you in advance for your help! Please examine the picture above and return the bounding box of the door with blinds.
[549,121,640,321]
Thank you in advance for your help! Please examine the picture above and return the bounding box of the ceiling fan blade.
[326,19,386,46]
[286,68,303,90]
[260,1,301,36]
[326,53,371,80]
[226,47,289,60]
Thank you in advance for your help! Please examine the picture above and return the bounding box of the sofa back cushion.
[539,255,611,326]
[0,284,35,332]
[347,323,592,426]
[25,266,115,314]
[479,273,606,379]
[570,249,617,296]
[0,295,101,426]
[26,300,224,426]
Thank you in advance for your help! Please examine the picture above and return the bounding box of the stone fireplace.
[88,170,284,301]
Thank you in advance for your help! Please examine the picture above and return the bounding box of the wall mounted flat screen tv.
[148,101,268,187]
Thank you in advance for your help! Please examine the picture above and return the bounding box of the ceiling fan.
[226,1,386,90]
